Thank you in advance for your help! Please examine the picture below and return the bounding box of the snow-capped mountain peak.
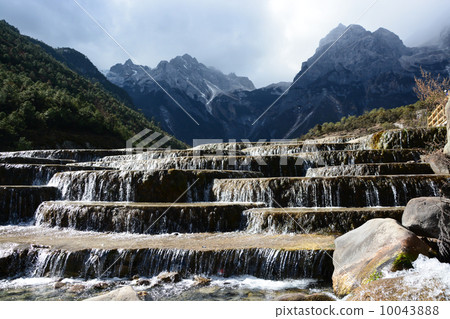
[106,54,255,105]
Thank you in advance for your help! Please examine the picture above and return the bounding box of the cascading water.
[0,186,58,224]
[0,246,333,280]
[48,169,262,202]
[0,127,447,300]
[35,201,263,234]
[0,149,128,162]
[0,226,335,281]
[243,207,404,234]
[77,155,310,177]
[212,175,450,207]
[306,163,434,177]
[0,164,111,186]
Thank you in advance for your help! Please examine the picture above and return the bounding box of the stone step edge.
[38,200,268,208]
[213,174,450,181]
[0,226,336,251]
[244,206,406,213]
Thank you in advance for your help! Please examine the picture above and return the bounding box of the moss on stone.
[362,270,383,285]
[392,252,415,271]
[370,131,385,149]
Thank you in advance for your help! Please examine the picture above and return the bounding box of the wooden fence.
[428,102,447,127]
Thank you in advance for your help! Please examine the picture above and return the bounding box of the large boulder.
[444,98,450,155]
[84,286,140,301]
[402,197,449,238]
[438,201,450,262]
[332,218,431,296]
[422,150,450,175]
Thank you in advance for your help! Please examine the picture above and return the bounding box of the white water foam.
[383,255,450,300]
[209,275,316,290]
[0,277,55,290]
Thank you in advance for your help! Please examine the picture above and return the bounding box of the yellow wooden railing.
[428,101,447,127]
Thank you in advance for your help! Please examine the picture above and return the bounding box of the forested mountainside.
[0,20,186,150]
[30,38,135,108]
[300,101,428,140]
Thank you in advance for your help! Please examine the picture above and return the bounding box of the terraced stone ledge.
[0,149,129,162]
[290,149,424,166]
[0,226,335,280]
[50,169,262,202]
[80,155,311,177]
[36,201,266,233]
[0,156,75,165]
[0,186,58,224]
[306,163,434,177]
[242,143,361,155]
[0,164,113,186]
[96,149,244,163]
[244,207,404,234]
[213,175,449,207]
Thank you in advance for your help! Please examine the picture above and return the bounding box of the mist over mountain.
[106,24,450,143]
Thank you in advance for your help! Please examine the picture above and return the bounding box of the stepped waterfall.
[0,128,449,300]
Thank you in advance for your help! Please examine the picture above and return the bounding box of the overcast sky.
[1,0,449,87]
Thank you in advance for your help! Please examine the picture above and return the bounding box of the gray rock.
[422,150,450,175]
[348,244,450,301]
[93,282,111,290]
[136,279,151,286]
[84,286,140,301]
[444,98,450,156]
[157,271,181,283]
[54,282,66,289]
[438,201,450,262]
[332,218,431,296]
[346,276,445,301]
[193,276,211,287]
[371,127,446,150]
[67,284,85,293]
[275,292,336,301]
[402,197,449,238]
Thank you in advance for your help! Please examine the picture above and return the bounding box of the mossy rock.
[332,218,431,297]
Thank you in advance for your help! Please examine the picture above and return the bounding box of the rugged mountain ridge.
[106,24,450,143]
[108,55,254,107]
[106,56,289,142]
[247,24,450,139]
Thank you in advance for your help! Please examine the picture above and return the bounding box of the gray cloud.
[1,0,449,87]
